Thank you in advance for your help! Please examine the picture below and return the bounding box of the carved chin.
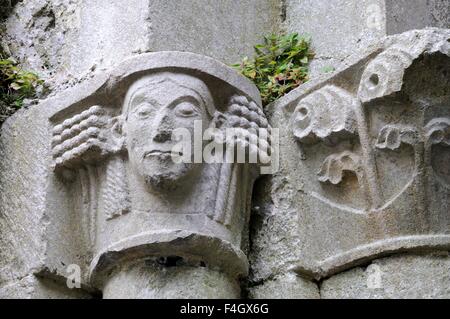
[145,173,181,191]
[143,164,195,191]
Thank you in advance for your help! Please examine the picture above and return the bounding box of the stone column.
[250,28,450,298]
[101,260,241,299]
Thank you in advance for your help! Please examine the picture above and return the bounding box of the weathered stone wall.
[321,252,450,299]
[0,104,94,299]
[385,0,449,34]
[1,0,82,90]
[284,0,449,76]
[283,0,386,77]
[1,0,280,93]
[4,0,446,91]
[1,1,449,299]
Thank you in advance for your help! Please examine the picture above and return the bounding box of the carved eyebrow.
[129,95,159,112]
[129,94,146,106]
[168,95,202,111]
[126,84,206,118]
[175,84,208,108]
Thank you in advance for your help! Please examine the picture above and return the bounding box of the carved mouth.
[144,150,183,158]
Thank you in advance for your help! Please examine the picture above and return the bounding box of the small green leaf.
[321,66,336,74]
[1,56,45,116]
[10,82,21,90]
[231,32,313,106]
[14,99,23,108]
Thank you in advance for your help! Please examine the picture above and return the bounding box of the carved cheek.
[125,125,138,153]
[173,117,197,132]
[126,120,150,152]
[128,137,139,152]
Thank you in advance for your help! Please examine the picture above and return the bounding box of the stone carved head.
[119,72,213,191]
[51,67,271,211]
[49,52,272,286]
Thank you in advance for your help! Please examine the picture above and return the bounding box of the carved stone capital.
[257,28,450,281]
[41,52,270,291]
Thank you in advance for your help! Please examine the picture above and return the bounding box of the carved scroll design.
[289,85,379,211]
[375,125,419,150]
[291,86,358,145]
[212,95,272,226]
[358,46,414,103]
[425,118,450,147]
[51,105,130,224]
[374,120,449,155]
[51,105,125,170]
[358,30,450,103]
[317,151,363,185]
[290,32,450,214]
[291,85,364,185]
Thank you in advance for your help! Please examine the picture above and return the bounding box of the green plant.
[321,65,336,74]
[0,55,44,123]
[232,33,313,106]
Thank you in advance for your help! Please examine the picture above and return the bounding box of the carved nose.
[152,129,172,142]
[152,113,173,142]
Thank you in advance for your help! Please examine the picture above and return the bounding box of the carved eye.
[174,102,199,118]
[133,104,154,119]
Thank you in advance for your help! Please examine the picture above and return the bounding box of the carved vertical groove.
[214,163,234,225]
[102,156,130,221]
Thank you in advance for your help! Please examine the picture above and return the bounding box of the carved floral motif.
[317,151,363,185]
[375,125,418,150]
[291,85,358,145]
[290,30,450,215]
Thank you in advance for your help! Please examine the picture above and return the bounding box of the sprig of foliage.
[232,33,313,106]
[0,55,44,123]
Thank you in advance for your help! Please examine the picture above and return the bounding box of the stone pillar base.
[102,259,241,299]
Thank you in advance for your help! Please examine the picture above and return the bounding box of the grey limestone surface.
[102,260,240,299]
[249,28,450,288]
[321,252,450,299]
[284,0,450,77]
[1,0,280,93]
[248,272,319,299]
[1,1,450,299]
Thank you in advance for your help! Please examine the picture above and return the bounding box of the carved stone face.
[123,73,211,191]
